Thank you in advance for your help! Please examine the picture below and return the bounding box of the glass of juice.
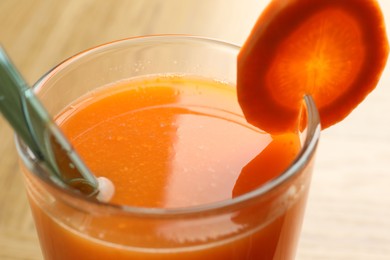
[16,35,320,260]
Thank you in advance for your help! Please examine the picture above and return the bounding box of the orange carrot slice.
[237,0,389,133]
[232,133,301,198]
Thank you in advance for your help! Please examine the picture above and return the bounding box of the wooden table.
[1,1,389,259]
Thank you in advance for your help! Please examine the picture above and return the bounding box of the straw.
[0,47,113,200]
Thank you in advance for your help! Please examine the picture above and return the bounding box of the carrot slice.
[237,0,389,133]
[232,133,301,198]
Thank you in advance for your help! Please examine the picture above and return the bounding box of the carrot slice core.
[267,9,365,109]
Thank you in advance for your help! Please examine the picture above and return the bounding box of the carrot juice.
[18,36,320,260]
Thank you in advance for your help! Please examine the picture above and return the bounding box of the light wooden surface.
[1,1,390,259]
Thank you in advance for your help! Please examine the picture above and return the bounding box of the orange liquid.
[27,76,311,259]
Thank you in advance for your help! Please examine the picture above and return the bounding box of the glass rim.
[15,35,321,217]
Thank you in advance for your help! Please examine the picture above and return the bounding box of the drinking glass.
[16,35,320,260]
